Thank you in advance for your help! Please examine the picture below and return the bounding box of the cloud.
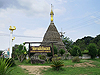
[95,19,100,25]
[0,23,5,29]
[54,7,66,16]
[0,0,67,18]
[0,0,20,8]
[90,16,96,18]
[24,28,46,37]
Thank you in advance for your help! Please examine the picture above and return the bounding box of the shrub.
[71,46,82,56]
[51,60,64,71]
[98,48,100,58]
[50,55,64,71]
[5,58,15,67]
[46,58,50,63]
[65,52,70,60]
[39,55,46,60]
[59,49,65,56]
[25,58,31,64]
[0,58,14,75]
[82,50,89,54]
[88,43,97,59]
[72,56,80,63]
[47,45,57,57]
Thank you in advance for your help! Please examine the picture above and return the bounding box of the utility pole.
[59,28,65,40]
[9,26,16,58]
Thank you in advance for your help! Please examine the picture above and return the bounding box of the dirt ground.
[19,60,95,75]
[18,65,51,75]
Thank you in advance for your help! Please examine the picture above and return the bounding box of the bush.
[47,45,57,57]
[39,55,46,60]
[98,48,100,58]
[88,43,97,59]
[50,55,64,71]
[71,46,82,56]
[59,49,65,56]
[72,56,80,63]
[65,52,70,60]
[0,58,14,75]
[82,50,89,54]
[25,58,31,64]
[5,58,15,67]
[52,54,60,61]
[51,60,64,71]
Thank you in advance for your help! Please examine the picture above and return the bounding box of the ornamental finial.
[50,4,54,22]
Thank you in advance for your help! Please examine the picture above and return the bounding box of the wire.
[0,33,43,38]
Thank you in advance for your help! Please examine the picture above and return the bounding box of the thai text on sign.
[30,46,51,53]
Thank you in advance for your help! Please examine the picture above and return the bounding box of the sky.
[0,0,100,50]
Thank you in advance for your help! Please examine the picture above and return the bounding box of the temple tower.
[42,4,68,55]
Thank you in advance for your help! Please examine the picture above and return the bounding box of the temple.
[42,4,68,55]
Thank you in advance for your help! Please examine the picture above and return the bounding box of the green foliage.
[47,45,57,57]
[12,44,19,59]
[72,56,80,63]
[88,43,97,59]
[39,55,46,60]
[44,59,100,75]
[73,36,94,51]
[0,58,14,75]
[25,58,31,64]
[15,44,27,62]
[0,50,3,56]
[59,49,65,56]
[73,35,100,52]
[65,52,70,60]
[71,46,82,56]
[47,58,50,63]
[5,58,15,67]
[82,50,89,54]
[98,48,100,58]
[51,55,64,71]
[62,37,73,53]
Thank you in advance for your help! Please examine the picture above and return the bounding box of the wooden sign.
[30,46,51,53]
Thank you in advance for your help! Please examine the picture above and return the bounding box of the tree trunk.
[17,54,21,62]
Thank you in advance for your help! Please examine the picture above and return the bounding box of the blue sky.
[0,0,100,50]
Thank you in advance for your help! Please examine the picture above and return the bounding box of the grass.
[8,65,32,75]
[14,59,52,66]
[43,67,100,75]
[42,59,100,75]
[9,58,100,75]
[14,59,89,66]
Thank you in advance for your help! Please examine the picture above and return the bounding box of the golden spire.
[50,4,54,22]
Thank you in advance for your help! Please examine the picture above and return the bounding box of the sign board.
[30,46,51,53]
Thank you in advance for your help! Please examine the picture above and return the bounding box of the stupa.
[42,4,68,55]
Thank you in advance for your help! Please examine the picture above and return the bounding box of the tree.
[90,34,100,49]
[12,44,19,59]
[62,37,73,53]
[98,48,100,58]
[47,45,57,57]
[59,49,65,56]
[73,36,94,51]
[87,43,97,59]
[15,44,27,62]
[71,46,82,56]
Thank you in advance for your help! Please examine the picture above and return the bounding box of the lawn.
[9,65,31,75]
[43,59,100,75]
[9,59,100,75]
